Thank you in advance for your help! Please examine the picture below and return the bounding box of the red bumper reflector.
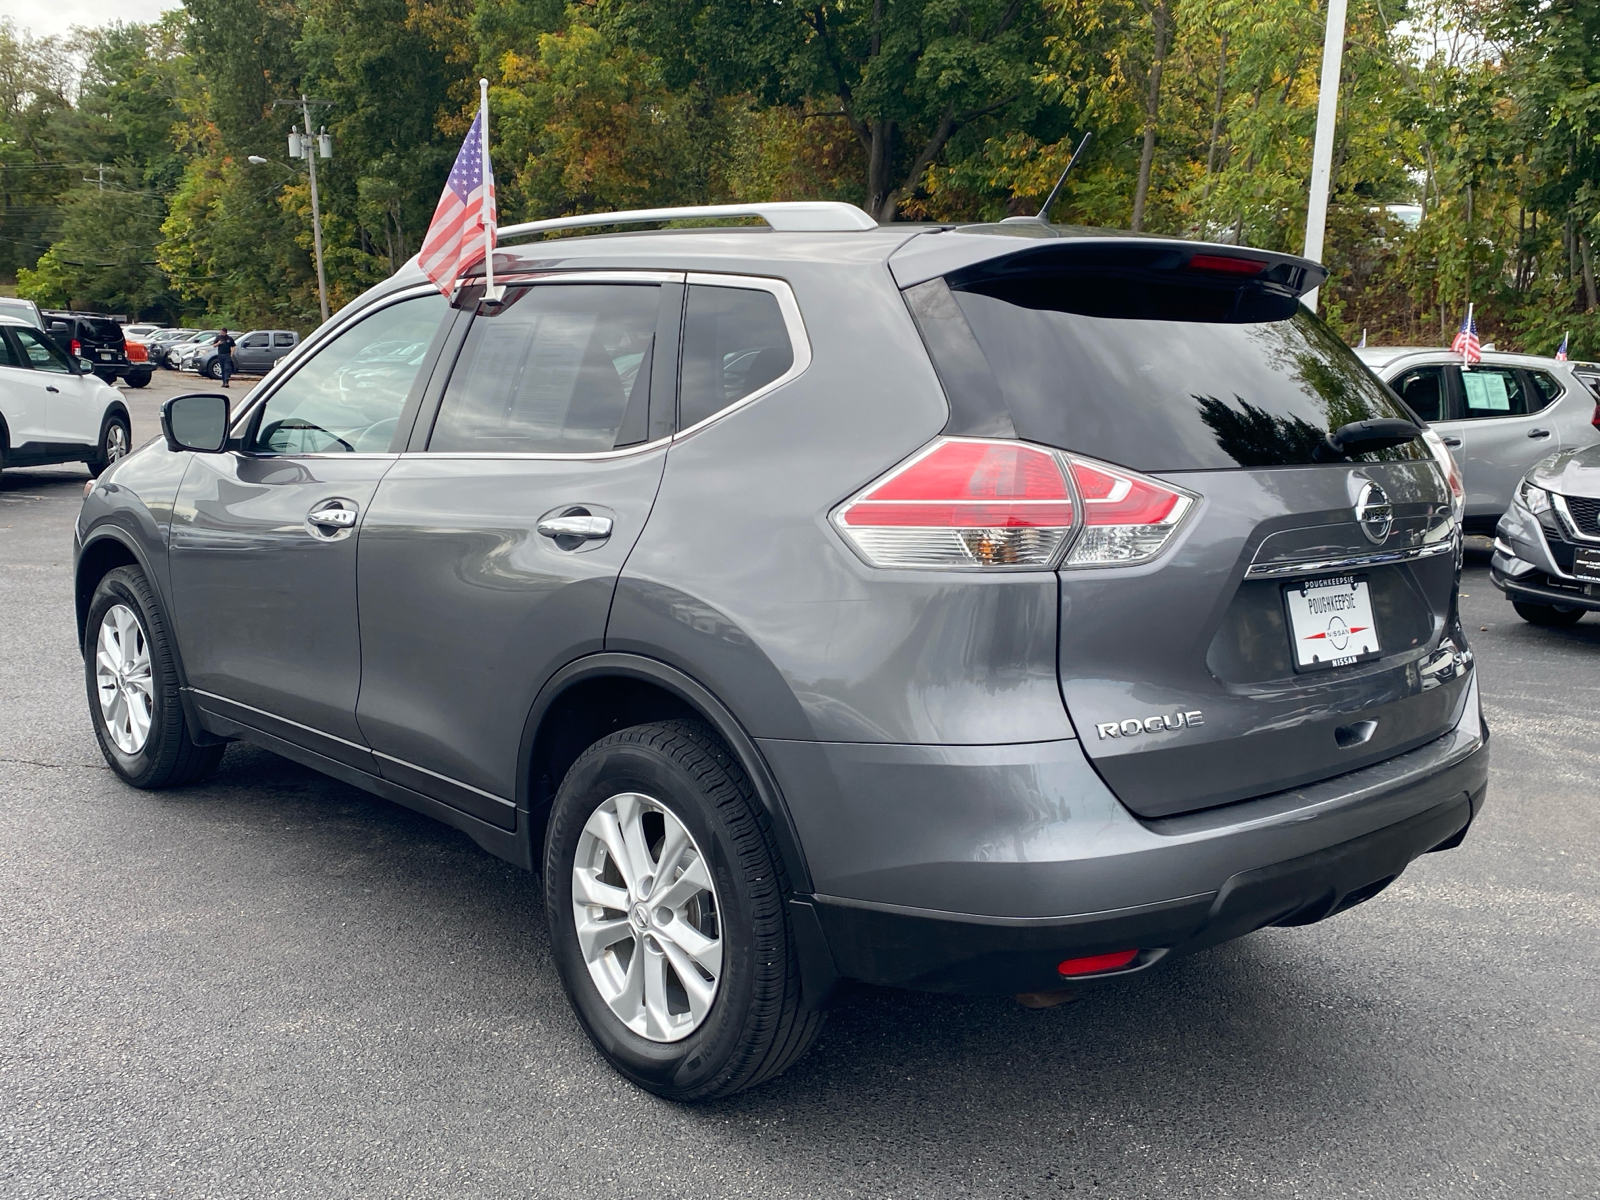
[1058,949,1139,977]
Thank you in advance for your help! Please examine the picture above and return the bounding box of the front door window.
[250,294,448,454]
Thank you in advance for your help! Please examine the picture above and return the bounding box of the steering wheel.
[260,418,355,454]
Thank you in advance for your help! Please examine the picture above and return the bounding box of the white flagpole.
[479,77,502,302]
[1301,0,1349,314]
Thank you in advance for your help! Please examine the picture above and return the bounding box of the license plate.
[99,350,112,359]
[1284,575,1382,671]
[1574,547,1600,585]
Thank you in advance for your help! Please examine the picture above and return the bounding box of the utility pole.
[1302,0,1348,313]
[300,95,330,324]
[271,95,334,323]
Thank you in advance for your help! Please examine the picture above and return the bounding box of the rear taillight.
[1420,426,1465,524]
[833,437,1195,570]
[70,338,81,357]
[1065,458,1194,567]
[836,439,1075,568]
[1592,402,1599,431]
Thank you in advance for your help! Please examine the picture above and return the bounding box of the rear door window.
[428,284,661,454]
[1390,365,1447,422]
[678,285,794,431]
[274,333,296,347]
[1456,366,1528,419]
[917,278,1428,471]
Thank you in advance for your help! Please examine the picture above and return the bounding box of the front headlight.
[1517,478,1552,515]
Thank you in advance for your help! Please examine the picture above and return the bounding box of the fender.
[76,523,222,747]
[516,651,815,896]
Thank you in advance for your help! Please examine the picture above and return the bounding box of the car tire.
[543,719,823,1101]
[1512,601,1585,627]
[200,360,217,380]
[84,566,226,788]
[126,368,151,388]
[86,412,131,479]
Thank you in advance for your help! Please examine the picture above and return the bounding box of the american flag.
[418,106,496,295]
[1556,331,1569,361]
[1450,305,1480,366]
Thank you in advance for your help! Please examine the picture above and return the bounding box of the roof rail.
[497,201,879,242]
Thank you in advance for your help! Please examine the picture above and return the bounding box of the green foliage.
[1,0,1596,354]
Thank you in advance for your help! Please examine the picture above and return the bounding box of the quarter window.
[678,285,794,430]
[1457,366,1529,419]
[428,284,660,455]
[1390,365,1445,422]
[12,327,72,373]
[250,292,448,455]
[1527,370,1563,411]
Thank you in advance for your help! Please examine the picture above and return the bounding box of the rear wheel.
[87,413,131,478]
[1513,601,1585,627]
[126,368,151,388]
[85,566,225,788]
[544,719,822,1101]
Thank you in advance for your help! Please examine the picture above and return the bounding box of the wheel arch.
[517,653,814,895]
[75,528,151,652]
[101,399,131,434]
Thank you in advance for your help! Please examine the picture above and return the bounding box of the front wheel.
[1513,601,1585,627]
[85,566,225,788]
[86,413,131,478]
[200,359,218,380]
[544,720,822,1101]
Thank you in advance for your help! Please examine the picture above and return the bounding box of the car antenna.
[1036,132,1092,225]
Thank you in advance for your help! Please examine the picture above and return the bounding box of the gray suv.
[74,202,1489,1100]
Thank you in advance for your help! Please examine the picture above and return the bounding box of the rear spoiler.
[889,229,1325,323]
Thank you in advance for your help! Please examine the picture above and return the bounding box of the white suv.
[0,315,132,478]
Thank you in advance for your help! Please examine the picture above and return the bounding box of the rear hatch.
[898,234,1471,820]
[67,314,128,367]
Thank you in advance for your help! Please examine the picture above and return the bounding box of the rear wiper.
[1314,417,1422,462]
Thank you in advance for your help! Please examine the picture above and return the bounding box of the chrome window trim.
[486,269,687,286]
[674,272,812,441]
[1244,538,1457,579]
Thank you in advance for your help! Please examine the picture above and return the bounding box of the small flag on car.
[418,79,498,297]
[1556,330,1569,361]
[1450,304,1480,367]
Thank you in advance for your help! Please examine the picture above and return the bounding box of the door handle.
[1441,436,1462,448]
[46,385,59,393]
[1527,428,1551,439]
[308,504,358,529]
[537,514,613,541]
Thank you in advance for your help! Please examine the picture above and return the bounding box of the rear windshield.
[78,318,122,343]
[910,277,1429,472]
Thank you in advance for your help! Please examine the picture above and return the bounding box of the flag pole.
[1301,0,1348,314]
[479,77,502,303]
[1463,303,1473,369]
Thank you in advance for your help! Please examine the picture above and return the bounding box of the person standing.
[214,328,237,388]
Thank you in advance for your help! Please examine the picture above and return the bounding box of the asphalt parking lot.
[2,386,1596,1198]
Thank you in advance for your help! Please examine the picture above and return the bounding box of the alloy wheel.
[95,603,153,754]
[571,792,723,1042]
[105,422,129,463]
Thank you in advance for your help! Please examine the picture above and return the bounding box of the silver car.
[1491,443,1600,625]
[1357,347,1600,534]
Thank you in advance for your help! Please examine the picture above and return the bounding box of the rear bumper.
[764,675,1487,995]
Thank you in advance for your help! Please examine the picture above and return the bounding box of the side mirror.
[161,393,231,453]
[76,358,96,375]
